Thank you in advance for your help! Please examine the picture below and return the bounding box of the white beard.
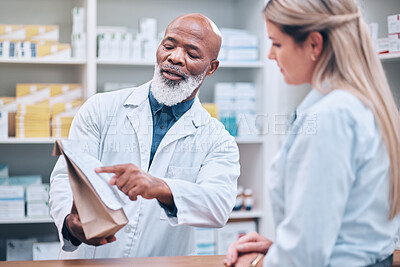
[150,64,207,106]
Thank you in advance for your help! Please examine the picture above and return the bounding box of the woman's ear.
[308,31,323,60]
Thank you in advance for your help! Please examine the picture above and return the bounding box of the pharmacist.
[224,0,400,267]
[49,13,240,259]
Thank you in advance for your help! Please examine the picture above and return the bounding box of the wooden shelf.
[97,59,263,68]
[0,58,86,65]
[229,210,263,219]
[379,53,400,62]
[0,217,53,224]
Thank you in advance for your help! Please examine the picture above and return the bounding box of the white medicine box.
[388,14,400,35]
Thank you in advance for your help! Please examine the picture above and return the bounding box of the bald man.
[49,13,240,259]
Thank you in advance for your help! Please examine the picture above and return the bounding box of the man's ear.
[308,31,323,59]
[206,59,219,76]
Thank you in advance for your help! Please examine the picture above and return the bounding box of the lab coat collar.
[296,88,325,114]
[124,81,152,107]
[189,97,208,128]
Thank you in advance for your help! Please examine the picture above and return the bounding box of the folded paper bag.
[52,139,128,240]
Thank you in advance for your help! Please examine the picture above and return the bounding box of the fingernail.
[237,245,244,250]
[95,168,100,172]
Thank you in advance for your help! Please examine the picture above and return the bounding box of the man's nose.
[167,48,185,65]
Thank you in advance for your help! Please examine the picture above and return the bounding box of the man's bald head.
[165,13,222,59]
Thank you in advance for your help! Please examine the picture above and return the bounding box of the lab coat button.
[125,225,132,233]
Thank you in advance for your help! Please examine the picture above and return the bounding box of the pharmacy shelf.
[235,137,264,144]
[0,217,53,224]
[379,53,400,62]
[219,61,264,68]
[97,59,263,68]
[229,209,264,219]
[0,138,57,144]
[97,59,155,66]
[0,58,87,65]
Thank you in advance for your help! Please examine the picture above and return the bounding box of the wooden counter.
[0,255,226,267]
[0,252,399,266]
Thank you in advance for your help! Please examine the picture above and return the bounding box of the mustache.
[160,64,188,79]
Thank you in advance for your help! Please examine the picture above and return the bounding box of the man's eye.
[164,45,173,50]
[188,52,199,58]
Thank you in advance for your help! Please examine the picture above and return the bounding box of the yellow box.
[202,103,219,119]
[16,128,50,138]
[16,113,51,121]
[0,25,25,40]
[52,99,83,116]
[16,84,50,102]
[25,25,59,42]
[17,103,51,115]
[0,97,16,106]
[36,43,71,59]
[52,127,70,138]
[50,84,81,96]
[0,97,17,112]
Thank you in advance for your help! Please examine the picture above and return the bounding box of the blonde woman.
[224,0,400,266]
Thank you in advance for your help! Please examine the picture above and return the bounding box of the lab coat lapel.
[124,82,153,170]
[156,98,206,154]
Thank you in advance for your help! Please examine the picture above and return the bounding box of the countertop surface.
[1,252,400,266]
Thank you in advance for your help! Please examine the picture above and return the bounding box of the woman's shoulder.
[307,89,374,124]
[303,89,378,140]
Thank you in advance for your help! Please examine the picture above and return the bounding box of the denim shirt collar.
[148,89,195,120]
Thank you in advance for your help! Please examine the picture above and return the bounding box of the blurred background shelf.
[379,53,400,62]
[0,138,57,144]
[235,137,264,144]
[229,210,263,219]
[0,58,87,65]
[0,217,53,225]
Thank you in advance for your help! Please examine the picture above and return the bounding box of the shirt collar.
[148,89,195,120]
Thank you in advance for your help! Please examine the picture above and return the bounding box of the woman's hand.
[224,231,272,266]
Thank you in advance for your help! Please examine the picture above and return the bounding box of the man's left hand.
[95,164,173,207]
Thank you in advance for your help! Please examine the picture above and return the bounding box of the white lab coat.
[49,81,240,259]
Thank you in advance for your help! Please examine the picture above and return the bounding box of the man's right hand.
[65,202,116,246]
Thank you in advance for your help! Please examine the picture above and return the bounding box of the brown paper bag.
[53,140,128,240]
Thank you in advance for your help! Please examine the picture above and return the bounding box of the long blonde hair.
[264,0,400,219]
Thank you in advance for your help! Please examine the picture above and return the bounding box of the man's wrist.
[62,215,82,247]
[154,178,174,208]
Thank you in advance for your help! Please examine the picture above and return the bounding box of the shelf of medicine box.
[379,53,400,62]
[97,59,264,68]
[229,209,264,219]
[0,217,53,224]
[235,137,264,144]
[0,138,58,144]
[0,58,87,65]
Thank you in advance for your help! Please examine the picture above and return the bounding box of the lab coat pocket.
[165,166,199,183]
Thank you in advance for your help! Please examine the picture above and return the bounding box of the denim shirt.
[148,90,195,167]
